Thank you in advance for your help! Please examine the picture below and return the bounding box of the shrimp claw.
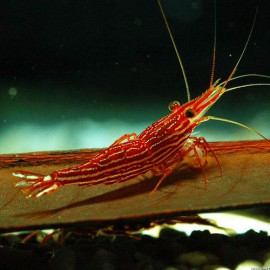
[13,171,61,198]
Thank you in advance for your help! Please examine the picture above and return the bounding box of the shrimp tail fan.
[13,170,61,198]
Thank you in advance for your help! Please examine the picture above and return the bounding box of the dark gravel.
[0,228,270,270]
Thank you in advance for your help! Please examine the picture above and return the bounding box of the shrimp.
[13,0,269,198]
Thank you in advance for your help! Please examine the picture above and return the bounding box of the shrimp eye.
[168,101,180,111]
[185,108,195,118]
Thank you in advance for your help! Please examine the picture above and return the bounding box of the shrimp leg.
[149,137,218,196]
[110,133,137,146]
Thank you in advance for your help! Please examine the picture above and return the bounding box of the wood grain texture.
[0,140,269,232]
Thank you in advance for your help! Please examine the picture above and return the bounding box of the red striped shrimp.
[13,0,269,198]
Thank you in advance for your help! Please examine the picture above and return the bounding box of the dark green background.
[0,0,269,153]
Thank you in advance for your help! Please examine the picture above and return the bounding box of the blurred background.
[0,0,269,154]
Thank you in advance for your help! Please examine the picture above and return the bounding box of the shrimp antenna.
[220,5,259,91]
[209,0,217,87]
[156,0,191,102]
[207,116,269,141]
[208,6,269,142]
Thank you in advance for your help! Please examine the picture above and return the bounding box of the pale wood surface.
[0,140,269,232]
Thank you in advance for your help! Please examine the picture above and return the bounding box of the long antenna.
[206,5,269,142]
[220,6,259,92]
[232,6,259,73]
[218,73,270,87]
[156,0,191,102]
[209,0,217,87]
[206,116,269,141]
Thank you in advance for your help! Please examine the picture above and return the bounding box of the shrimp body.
[13,82,225,198]
[14,140,151,198]
[13,1,269,198]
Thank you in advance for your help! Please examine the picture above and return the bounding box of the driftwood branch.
[0,140,269,232]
